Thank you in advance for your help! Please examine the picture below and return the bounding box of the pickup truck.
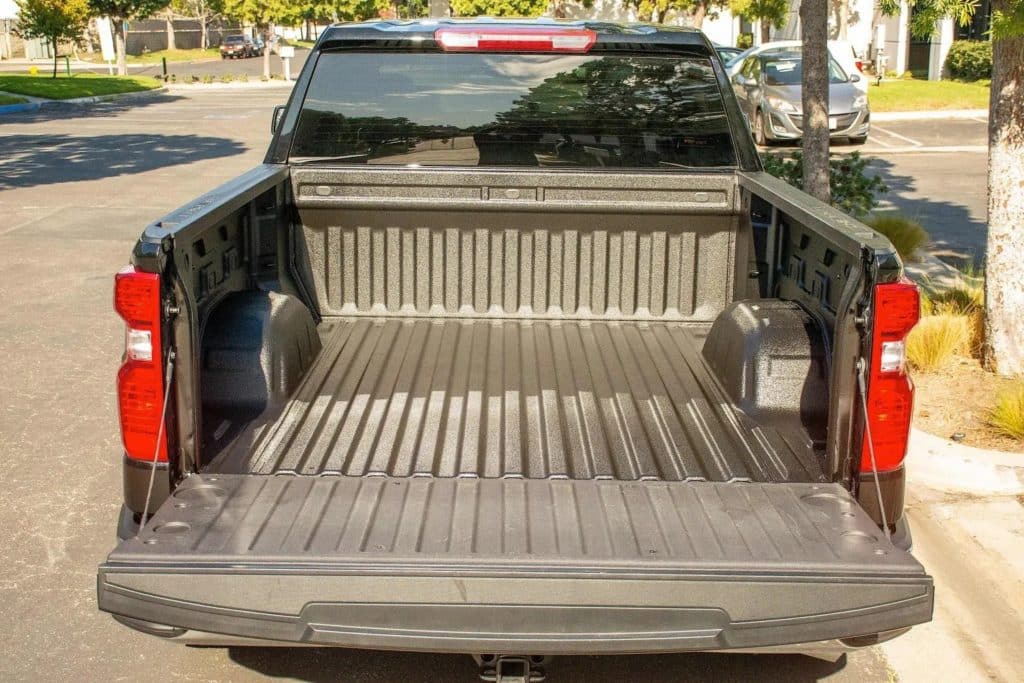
[97,19,933,678]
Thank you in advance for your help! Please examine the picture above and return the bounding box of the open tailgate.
[98,475,932,653]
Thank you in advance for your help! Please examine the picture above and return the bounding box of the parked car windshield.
[224,36,246,44]
[290,52,737,168]
[763,55,849,85]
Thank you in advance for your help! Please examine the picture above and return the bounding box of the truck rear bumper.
[98,476,932,654]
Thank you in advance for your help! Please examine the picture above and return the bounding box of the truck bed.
[210,317,824,483]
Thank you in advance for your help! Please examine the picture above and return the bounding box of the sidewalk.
[872,109,987,122]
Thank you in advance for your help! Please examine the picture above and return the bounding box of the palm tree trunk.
[115,20,127,76]
[690,4,708,28]
[984,5,1024,375]
[262,25,271,79]
[165,11,176,51]
[800,0,830,203]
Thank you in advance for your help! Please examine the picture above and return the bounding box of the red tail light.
[855,59,864,72]
[860,278,919,473]
[115,266,167,462]
[435,27,597,53]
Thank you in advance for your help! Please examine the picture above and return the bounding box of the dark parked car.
[732,51,870,145]
[220,34,261,59]
[98,20,930,680]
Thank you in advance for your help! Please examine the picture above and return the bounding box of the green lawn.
[0,73,163,100]
[85,48,221,64]
[131,48,221,64]
[0,93,29,105]
[869,78,990,112]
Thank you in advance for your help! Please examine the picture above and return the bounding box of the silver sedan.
[731,51,870,145]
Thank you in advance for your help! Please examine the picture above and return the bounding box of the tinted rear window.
[224,36,245,43]
[291,52,736,169]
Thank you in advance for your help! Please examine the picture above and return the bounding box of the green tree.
[333,0,391,19]
[89,0,170,74]
[222,0,300,78]
[730,0,787,43]
[14,0,90,77]
[622,0,726,26]
[684,0,727,28]
[171,0,223,49]
[449,0,546,15]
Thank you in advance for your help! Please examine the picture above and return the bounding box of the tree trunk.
[200,17,208,49]
[691,4,708,29]
[984,11,1024,376]
[800,0,830,203]
[165,11,176,51]
[832,0,849,40]
[52,36,58,78]
[760,20,771,44]
[262,25,271,79]
[115,20,127,76]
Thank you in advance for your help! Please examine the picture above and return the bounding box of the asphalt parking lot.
[762,116,989,264]
[0,90,996,682]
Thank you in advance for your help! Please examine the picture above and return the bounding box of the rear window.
[224,36,245,44]
[290,52,737,169]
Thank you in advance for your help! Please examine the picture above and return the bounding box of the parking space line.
[871,125,923,147]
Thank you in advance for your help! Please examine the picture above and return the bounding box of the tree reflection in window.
[291,53,736,168]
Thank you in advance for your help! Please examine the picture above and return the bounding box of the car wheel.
[754,110,770,146]
[849,135,868,145]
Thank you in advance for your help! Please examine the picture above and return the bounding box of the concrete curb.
[0,101,40,114]
[39,86,169,106]
[0,86,169,114]
[872,109,987,122]
[166,81,294,91]
[906,428,1024,495]
[903,253,981,292]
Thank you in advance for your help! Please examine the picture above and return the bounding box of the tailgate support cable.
[856,358,892,542]
[137,348,176,536]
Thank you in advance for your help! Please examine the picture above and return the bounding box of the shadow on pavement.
[756,142,986,269]
[0,133,247,189]
[867,157,986,269]
[1,91,184,123]
[228,647,848,682]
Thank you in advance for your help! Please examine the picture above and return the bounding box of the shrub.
[989,383,1024,441]
[945,40,992,81]
[906,314,972,372]
[866,213,929,262]
[202,74,214,84]
[737,33,753,49]
[761,151,888,217]
[923,269,985,356]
